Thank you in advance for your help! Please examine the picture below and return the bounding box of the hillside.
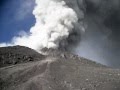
[0,46,45,67]
[0,46,120,90]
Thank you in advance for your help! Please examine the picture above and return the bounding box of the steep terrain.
[0,46,120,90]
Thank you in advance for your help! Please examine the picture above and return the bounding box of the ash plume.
[75,0,120,67]
[0,0,84,52]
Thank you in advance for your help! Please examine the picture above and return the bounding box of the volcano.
[0,46,120,90]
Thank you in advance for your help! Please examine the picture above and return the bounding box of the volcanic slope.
[0,46,120,90]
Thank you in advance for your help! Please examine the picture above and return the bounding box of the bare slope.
[0,46,120,90]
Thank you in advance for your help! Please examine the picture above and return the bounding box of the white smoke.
[0,0,82,52]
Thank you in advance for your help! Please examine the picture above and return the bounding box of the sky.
[0,0,35,42]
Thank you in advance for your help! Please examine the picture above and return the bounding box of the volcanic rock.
[0,46,120,90]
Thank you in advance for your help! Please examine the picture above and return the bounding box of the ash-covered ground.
[0,46,120,90]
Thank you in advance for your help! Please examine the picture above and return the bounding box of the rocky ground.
[0,46,120,90]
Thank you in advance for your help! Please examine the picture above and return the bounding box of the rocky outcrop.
[0,46,45,67]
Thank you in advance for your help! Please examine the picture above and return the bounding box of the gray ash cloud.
[73,0,120,68]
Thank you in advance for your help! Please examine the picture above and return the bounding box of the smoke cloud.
[0,0,84,52]
[74,0,120,68]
